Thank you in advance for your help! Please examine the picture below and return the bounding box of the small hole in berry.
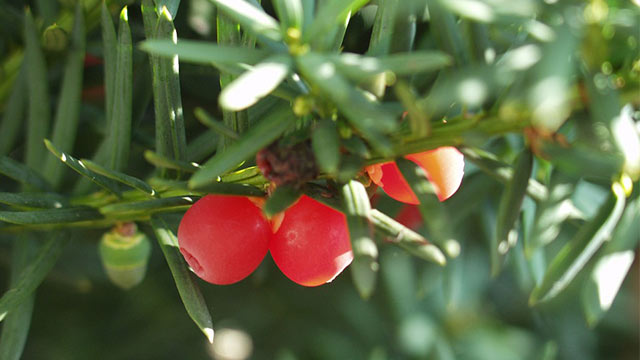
[180,247,204,276]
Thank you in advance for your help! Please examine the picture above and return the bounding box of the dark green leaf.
[155,0,181,18]
[150,215,214,343]
[530,182,627,305]
[370,209,446,265]
[44,139,122,197]
[107,7,133,171]
[186,130,220,163]
[24,9,51,169]
[208,0,283,45]
[332,51,451,81]
[461,147,548,202]
[144,150,200,173]
[296,52,395,156]
[99,196,200,217]
[0,156,53,192]
[0,236,37,360]
[526,173,578,255]
[139,39,269,67]
[528,24,574,133]
[0,233,68,319]
[341,180,378,299]
[493,149,533,276]
[149,8,188,170]
[80,159,158,198]
[305,0,368,44]
[427,0,470,66]
[312,119,341,174]
[394,81,429,138]
[263,185,301,216]
[0,208,102,225]
[101,1,117,132]
[539,141,624,180]
[192,182,265,197]
[0,192,68,210]
[273,0,303,30]
[43,3,86,189]
[0,66,26,156]
[367,0,397,56]
[194,108,239,140]
[189,104,296,188]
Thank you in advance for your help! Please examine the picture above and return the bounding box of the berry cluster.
[177,146,464,287]
[177,194,352,286]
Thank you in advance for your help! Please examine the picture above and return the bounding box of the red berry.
[366,147,464,204]
[178,195,271,285]
[269,195,353,287]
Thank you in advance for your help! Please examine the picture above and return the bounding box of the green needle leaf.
[341,180,378,299]
[427,0,470,66]
[99,196,200,217]
[331,51,452,81]
[155,0,181,18]
[263,185,301,217]
[311,119,341,174]
[0,156,53,192]
[0,192,68,210]
[189,104,296,189]
[219,54,292,111]
[370,209,446,265]
[24,9,51,169]
[191,183,265,197]
[101,1,117,130]
[139,39,269,66]
[461,147,548,202]
[194,108,239,141]
[43,3,86,189]
[144,150,200,173]
[367,0,397,56]
[493,149,533,276]
[80,159,158,198]
[305,0,368,44]
[149,7,188,170]
[273,0,304,30]
[0,237,36,360]
[530,182,627,305]
[207,0,283,44]
[394,81,429,138]
[0,208,102,225]
[0,234,67,320]
[581,193,639,327]
[296,52,396,156]
[107,6,133,172]
[0,66,26,156]
[44,139,122,197]
[151,215,215,343]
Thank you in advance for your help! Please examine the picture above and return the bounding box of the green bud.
[99,223,152,290]
[42,24,68,52]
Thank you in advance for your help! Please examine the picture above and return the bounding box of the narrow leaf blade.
[530,182,627,305]
[44,139,122,197]
[151,215,214,343]
[219,54,292,111]
[189,104,296,188]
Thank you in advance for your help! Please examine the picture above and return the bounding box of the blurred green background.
[1,0,639,359]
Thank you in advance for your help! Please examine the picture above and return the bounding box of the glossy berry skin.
[367,146,464,204]
[178,195,271,285]
[270,195,353,287]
